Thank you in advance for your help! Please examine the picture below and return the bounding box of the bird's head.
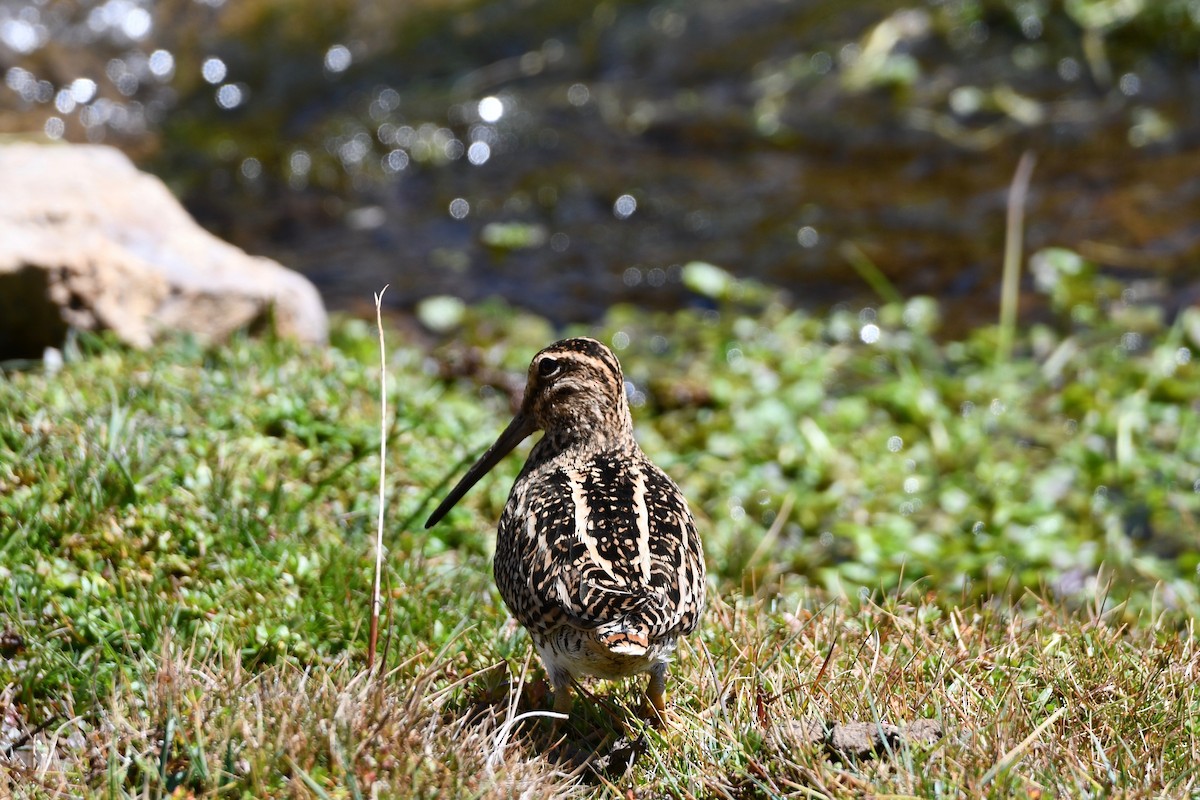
[425,337,631,528]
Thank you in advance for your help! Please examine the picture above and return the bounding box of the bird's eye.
[537,357,561,378]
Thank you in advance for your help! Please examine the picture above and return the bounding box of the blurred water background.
[2,0,1198,333]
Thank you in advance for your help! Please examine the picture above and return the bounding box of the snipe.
[425,337,706,721]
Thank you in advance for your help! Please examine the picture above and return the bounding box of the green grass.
[2,271,1198,796]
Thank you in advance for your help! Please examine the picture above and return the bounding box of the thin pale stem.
[368,285,390,671]
[998,151,1036,365]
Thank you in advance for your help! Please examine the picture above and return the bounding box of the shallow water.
[2,0,1198,332]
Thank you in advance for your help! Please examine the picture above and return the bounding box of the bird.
[425,337,706,721]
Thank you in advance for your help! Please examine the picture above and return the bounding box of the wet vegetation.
[412,262,1200,608]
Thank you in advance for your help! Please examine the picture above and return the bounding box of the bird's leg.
[643,662,668,725]
[551,669,573,717]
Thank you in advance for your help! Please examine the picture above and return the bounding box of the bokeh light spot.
[325,44,352,73]
[148,50,174,79]
[289,150,311,176]
[54,89,75,114]
[467,141,491,165]
[70,78,97,104]
[240,157,262,180]
[201,57,226,84]
[797,225,819,248]
[215,83,243,109]
[613,194,637,219]
[1118,72,1141,96]
[383,149,409,173]
[567,83,590,106]
[121,7,152,40]
[1,18,39,54]
[478,96,503,122]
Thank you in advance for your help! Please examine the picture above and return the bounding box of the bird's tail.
[598,628,649,657]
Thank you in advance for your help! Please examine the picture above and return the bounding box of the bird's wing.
[505,453,704,638]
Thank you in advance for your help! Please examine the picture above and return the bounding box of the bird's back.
[494,442,705,656]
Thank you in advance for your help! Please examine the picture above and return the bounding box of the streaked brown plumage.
[425,337,706,720]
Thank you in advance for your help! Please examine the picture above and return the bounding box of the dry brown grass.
[4,586,1197,798]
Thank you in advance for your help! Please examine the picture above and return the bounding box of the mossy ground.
[2,282,1198,796]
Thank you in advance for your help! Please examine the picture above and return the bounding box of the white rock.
[0,143,327,358]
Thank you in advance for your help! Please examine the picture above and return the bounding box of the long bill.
[424,411,537,528]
